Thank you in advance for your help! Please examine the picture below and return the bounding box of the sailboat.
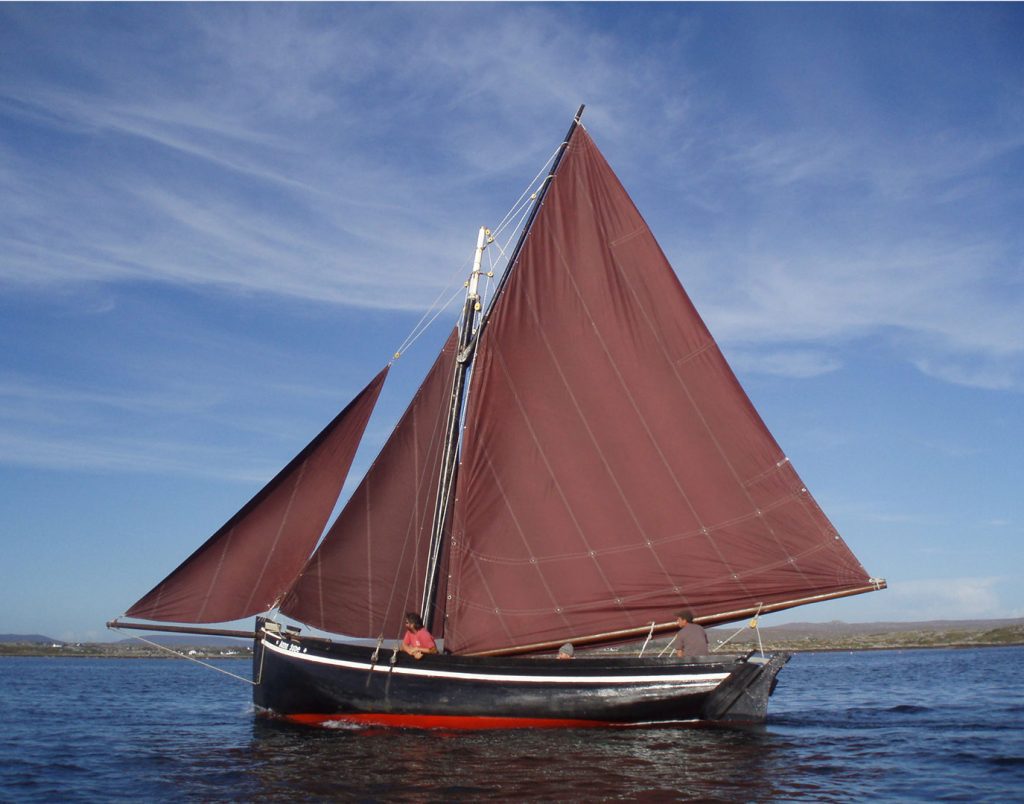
[109,107,885,729]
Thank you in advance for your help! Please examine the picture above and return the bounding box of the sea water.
[1,647,1022,801]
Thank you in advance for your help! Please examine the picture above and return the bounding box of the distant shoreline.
[3,618,1023,659]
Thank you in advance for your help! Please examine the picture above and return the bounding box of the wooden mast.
[419,105,586,633]
[418,225,488,630]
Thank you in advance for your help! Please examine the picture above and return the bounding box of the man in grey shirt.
[670,609,708,657]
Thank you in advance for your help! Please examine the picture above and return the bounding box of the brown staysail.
[279,331,457,638]
[124,368,388,624]
[444,126,875,655]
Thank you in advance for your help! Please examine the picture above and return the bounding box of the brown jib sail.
[124,368,388,624]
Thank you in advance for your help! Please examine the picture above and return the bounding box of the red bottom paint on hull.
[275,712,657,730]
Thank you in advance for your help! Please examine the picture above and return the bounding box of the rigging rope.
[109,627,257,686]
[390,143,561,362]
[392,282,468,361]
[638,621,656,657]
[711,604,766,657]
[489,143,562,240]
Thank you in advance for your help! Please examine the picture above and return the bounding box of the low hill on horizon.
[115,634,248,648]
[741,617,1024,634]
[702,616,1024,652]
[0,634,60,644]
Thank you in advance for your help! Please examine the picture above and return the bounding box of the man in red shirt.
[401,612,437,660]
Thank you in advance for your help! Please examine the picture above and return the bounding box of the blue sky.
[2,4,1022,642]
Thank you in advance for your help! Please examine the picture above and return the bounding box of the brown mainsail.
[124,368,388,624]
[444,126,875,655]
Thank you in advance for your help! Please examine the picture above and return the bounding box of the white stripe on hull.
[263,638,730,688]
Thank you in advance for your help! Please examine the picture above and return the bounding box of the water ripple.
[1,648,1023,801]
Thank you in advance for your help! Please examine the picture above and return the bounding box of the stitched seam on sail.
[608,227,647,248]
[374,341,452,638]
[743,457,792,489]
[314,552,324,630]
[549,227,696,601]
[673,341,716,366]
[243,460,308,614]
[451,488,810,565]
[456,346,590,631]
[196,526,235,622]
[602,252,752,598]
[605,234,809,597]
[563,146,710,614]
[480,444,573,630]
[471,550,519,646]
[486,308,622,605]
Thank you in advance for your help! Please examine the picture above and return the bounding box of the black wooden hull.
[252,625,789,729]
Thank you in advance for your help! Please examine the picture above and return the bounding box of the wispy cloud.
[885,577,1010,620]
[729,348,841,378]
[3,5,1021,395]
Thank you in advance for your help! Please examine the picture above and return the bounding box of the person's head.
[675,609,694,626]
[404,612,423,632]
[557,643,574,659]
